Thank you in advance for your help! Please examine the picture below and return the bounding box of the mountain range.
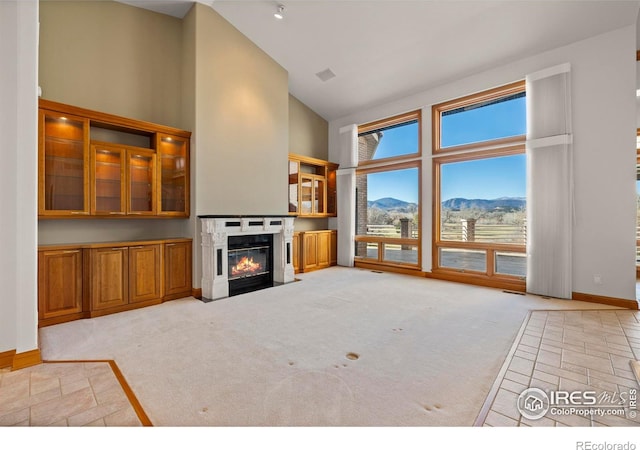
[367,197,417,212]
[441,197,526,211]
[367,197,526,212]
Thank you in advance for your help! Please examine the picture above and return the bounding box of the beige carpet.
[39,267,619,426]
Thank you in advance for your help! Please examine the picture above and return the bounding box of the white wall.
[330,25,638,301]
[0,0,39,353]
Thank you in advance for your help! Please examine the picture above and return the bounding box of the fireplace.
[199,216,295,301]
[227,234,273,297]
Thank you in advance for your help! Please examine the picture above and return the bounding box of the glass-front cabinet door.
[288,160,300,214]
[156,134,189,216]
[39,110,90,216]
[91,143,126,215]
[300,175,313,215]
[127,149,156,215]
[314,178,325,215]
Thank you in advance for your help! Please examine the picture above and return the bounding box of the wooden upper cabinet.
[127,149,156,215]
[91,143,126,216]
[39,110,90,216]
[288,154,338,218]
[38,100,190,219]
[91,143,157,216]
[156,134,189,217]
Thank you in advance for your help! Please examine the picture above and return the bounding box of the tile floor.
[479,310,640,427]
[0,361,143,426]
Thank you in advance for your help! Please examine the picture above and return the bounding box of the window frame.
[431,81,527,291]
[432,80,525,155]
[355,111,422,272]
[358,109,422,167]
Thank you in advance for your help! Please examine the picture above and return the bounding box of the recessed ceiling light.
[274,5,284,20]
[316,68,336,82]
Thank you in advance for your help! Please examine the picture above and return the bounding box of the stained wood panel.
[90,247,128,311]
[129,245,161,303]
[38,249,83,320]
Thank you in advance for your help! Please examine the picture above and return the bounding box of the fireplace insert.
[227,234,274,296]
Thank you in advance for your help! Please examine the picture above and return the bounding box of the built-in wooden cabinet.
[39,99,190,219]
[157,134,189,216]
[293,230,337,273]
[288,154,338,218]
[292,232,301,273]
[38,238,192,326]
[89,247,129,312]
[90,143,157,216]
[38,248,84,325]
[164,240,192,300]
[39,111,90,216]
[128,244,162,303]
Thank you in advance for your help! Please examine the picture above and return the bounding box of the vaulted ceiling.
[119,0,640,121]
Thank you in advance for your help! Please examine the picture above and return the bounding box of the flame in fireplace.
[231,256,263,277]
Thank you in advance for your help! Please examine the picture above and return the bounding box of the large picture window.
[355,111,421,270]
[433,82,526,290]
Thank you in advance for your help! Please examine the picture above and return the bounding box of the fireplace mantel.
[200,216,295,300]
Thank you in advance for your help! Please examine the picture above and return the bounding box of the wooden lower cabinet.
[129,244,162,303]
[294,230,337,274]
[292,232,301,274]
[38,238,192,326]
[38,248,84,326]
[164,240,192,300]
[89,247,129,311]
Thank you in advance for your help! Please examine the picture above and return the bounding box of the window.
[358,110,421,164]
[355,111,421,270]
[434,81,526,153]
[433,82,526,289]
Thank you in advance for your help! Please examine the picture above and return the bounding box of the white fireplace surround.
[200,217,295,300]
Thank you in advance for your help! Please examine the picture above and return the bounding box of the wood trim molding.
[572,292,639,310]
[192,288,202,299]
[358,109,421,135]
[636,50,640,61]
[427,270,526,292]
[39,99,191,138]
[43,359,152,426]
[354,260,424,277]
[473,311,531,426]
[12,349,42,370]
[106,360,152,426]
[0,349,16,369]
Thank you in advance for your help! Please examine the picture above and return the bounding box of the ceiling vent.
[315,68,336,82]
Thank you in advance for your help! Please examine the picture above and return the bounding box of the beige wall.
[38,1,189,245]
[288,95,330,231]
[39,1,183,128]
[191,4,288,217]
[289,94,329,160]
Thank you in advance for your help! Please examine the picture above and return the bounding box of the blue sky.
[366,95,526,203]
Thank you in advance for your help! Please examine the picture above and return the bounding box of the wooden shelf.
[39,100,190,219]
[288,153,338,218]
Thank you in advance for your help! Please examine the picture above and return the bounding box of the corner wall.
[329,26,638,301]
[0,0,39,355]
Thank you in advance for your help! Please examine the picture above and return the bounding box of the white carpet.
[39,267,618,426]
